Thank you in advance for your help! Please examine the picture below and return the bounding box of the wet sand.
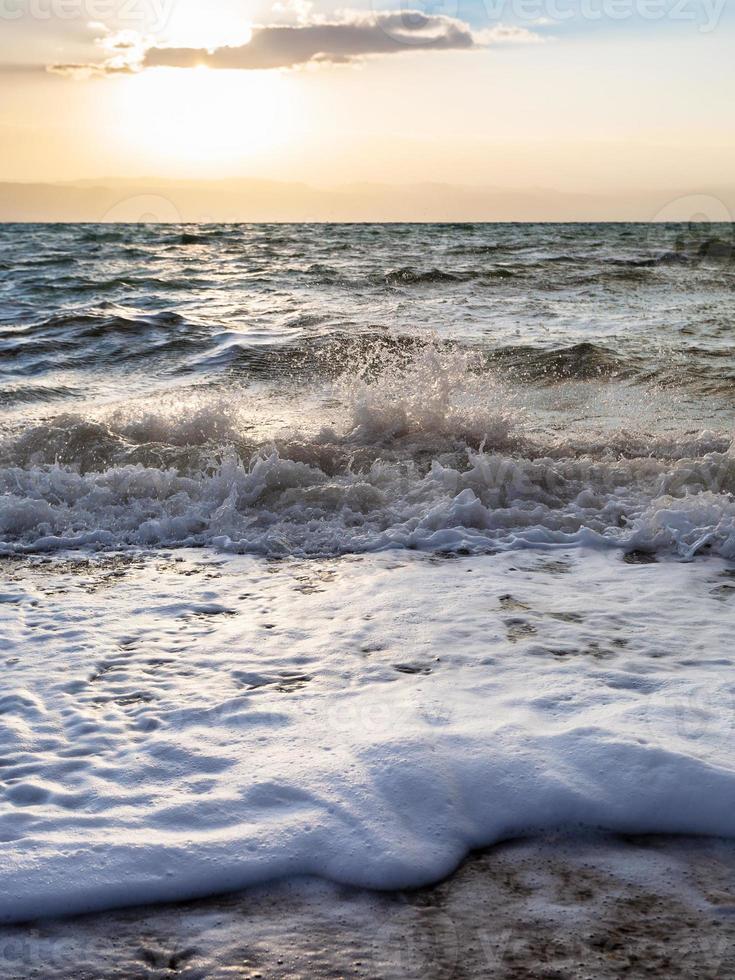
[2,834,734,979]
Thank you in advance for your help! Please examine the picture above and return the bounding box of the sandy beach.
[2,834,734,978]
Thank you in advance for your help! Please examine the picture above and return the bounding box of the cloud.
[47,62,136,79]
[144,13,476,70]
[475,24,546,44]
[48,25,148,77]
[48,11,542,77]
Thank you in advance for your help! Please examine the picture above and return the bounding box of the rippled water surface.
[1,222,734,556]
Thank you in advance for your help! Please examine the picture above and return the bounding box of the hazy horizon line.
[1,177,733,224]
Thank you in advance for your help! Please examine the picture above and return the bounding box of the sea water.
[0,221,733,921]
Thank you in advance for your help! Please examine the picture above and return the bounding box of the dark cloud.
[143,13,475,70]
[47,62,135,78]
[48,12,541,77]
[49,12,475,77]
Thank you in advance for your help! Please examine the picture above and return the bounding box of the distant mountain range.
[1,178,733,222]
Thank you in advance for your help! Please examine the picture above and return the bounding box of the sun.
[112,66,301,174]
[155,1,254,50]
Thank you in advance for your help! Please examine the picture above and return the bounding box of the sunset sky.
[1,0,734,196]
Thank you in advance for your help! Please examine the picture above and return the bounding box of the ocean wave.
[2,302,734,411]
[1,346,733,558]
[15,309,189,336]
[0,310,222,391]
[178,230,229,245]
[0,383,84,406]
[698,238,735,261]
[1,443,734,559]
[380,266,518,286]
[279,263,523,290]
[610,254,688,269]
[381,267,472,286]
[445,243,502,255]
[78,229,127,244]
[488,341,630,382]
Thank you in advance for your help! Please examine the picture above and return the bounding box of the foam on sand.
[0,547,734,922]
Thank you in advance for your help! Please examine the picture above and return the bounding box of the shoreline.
[1,833,733,979]
[1,548,734,927]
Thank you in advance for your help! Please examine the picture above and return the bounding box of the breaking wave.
[1,345,733,559]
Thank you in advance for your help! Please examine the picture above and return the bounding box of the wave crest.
[1,343,733,558]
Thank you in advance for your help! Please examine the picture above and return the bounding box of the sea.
[0,222,734,924]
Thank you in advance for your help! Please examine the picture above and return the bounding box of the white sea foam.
[0,346,733,558]
[1,444,734,558]
[0,548,733,922]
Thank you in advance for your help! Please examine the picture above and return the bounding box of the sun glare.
[157,2,254,49]
[113,67,299,173]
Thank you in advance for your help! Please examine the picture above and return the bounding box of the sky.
[1,0,734,213]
